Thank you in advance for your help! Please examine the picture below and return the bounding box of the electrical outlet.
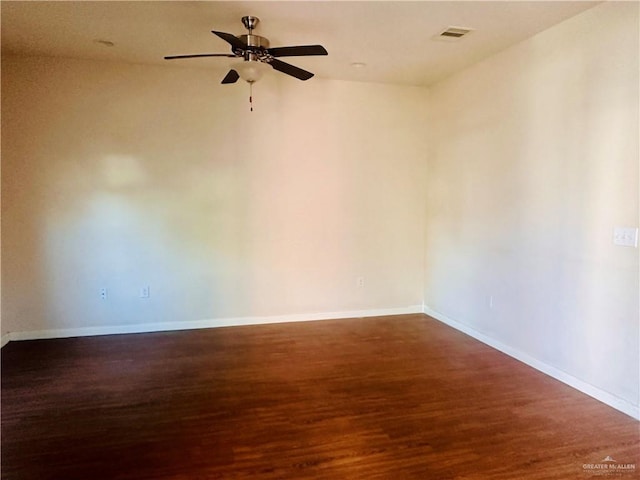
[613,227,639,247]
[100,288,108,300]
[140,286,150,298]
[357,276,365,288]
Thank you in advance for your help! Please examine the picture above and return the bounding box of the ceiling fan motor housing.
[234,34,270,61]
[238,34,270,50]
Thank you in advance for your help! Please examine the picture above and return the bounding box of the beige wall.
[425,2,639,407]
[1,57,429,334]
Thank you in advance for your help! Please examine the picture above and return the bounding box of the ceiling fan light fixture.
[235,59,270,83]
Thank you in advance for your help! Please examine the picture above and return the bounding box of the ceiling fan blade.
[164,53,236,60]
[212,31,247,51]
[268,58,314,81]
[221,69,240,84]
[266,45,328,57]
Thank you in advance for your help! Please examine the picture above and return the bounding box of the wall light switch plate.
[613,227,638,247]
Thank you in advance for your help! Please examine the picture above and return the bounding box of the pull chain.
[249,82,253,112]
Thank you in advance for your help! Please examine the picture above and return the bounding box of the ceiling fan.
[164,16,328,84]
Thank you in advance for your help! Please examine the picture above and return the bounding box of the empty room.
[1,1,638,479]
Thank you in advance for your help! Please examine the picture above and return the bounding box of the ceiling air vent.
[434,26,473,42]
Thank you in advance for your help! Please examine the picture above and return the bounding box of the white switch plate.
[613,227,638,247]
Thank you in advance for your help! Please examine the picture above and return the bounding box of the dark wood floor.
[2,314,638,479]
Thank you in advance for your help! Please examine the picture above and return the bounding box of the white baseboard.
[7,304,634,420]
[2,305,424,344]
[423,305,640,421]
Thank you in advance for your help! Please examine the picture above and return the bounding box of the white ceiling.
[1,1,598,87]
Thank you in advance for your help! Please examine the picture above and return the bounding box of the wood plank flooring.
[2,314,638,479]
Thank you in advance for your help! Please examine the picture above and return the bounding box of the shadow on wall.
[41,151,248,328]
